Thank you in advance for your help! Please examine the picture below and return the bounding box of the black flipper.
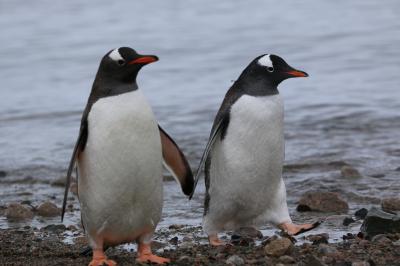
[189,114,229,199]
[61,120,88,221]
[159,125,194,196]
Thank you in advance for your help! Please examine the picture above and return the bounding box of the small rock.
[226,255,245,265]
[51,176,66,187]
[151,240,165,250]
[67,225,78,231]
[43,224,66,232]
[355,208,368,219]
[381,197,400,212]
[169,236,178,245]
[343,217,355,226]
[6,203,34,220]
[300,254,326,266]
[307,233,329,245]
[343,233,355,240]
[37,201,60,217]
[341,165,362,178]
[352,262,370,266]
[370,234,392,244]
[168,224,184,230]
[0,170,7,178]
[177,256,191,264]
[70,182,78,195]
[393,240,400,246]
[235,227,263,239]
[297,191,349,213]
[317,244,338,255]
[264,237,293,257]
[279,255,296,264]
[230,234,254,246]
[360,207,400,237]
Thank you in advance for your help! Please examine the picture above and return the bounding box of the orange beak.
[128,55,159,65]
[286,70,308,77]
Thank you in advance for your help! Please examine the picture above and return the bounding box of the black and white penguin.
[190,54,319,245]
[62,47,194,265]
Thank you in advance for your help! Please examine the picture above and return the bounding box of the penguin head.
[248,54,308,86]
[97,47,158,83]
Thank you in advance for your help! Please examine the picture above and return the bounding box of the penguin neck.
[91,76,139,100]
[237,71,279,97]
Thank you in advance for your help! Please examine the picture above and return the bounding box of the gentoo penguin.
[190,54,319,245]
[61,47,194,265]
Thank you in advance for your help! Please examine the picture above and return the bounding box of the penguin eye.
[267,66,274,72]
[117,59,125,66]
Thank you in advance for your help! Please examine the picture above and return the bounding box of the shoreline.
[1,223,399,266]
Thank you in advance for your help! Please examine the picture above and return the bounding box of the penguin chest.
[213,94,284,186]
[78,90,163,238]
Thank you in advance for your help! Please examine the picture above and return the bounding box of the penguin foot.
[89,258,117,266]
[136,243,170,264]
[208,234,226,246]
[278,221,321,236]
[89,249,116,266]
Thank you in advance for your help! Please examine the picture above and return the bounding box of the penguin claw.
[88,258,117,266]
[279,221,321,236]
[136,254,170,264]
[208,234,227,246]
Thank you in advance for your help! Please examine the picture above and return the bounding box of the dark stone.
[299,254,326,266]
[234,227,263,239]
[342,233,355,240]
[43,224,66,232]
[360,207,400,237]
[343,217,355,226]
[355,208,368,219]
[169,236,178,245]
[307,233,329,245]
[297,204,312,212]
[297,191,349,213]
[341,166,362,178]
[0,170,7,178]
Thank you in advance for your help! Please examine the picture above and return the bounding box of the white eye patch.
[108,48,124,61]
[257,54,273,68]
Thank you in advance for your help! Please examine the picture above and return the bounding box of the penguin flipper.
[159,125,194,196]
[61,121,88,221]
[189,114,229,199]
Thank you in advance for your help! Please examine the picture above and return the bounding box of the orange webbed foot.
[89,258,117,266]
[208,234,227,246]
[136,254,170,264]
[137,242,170,264]
[279,221,321,236]
[89,249,117,266]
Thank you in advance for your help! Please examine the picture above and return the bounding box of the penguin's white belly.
[204,94,290,233]
[78,90,163,245]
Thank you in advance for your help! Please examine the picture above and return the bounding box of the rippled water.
[1,0,400,234]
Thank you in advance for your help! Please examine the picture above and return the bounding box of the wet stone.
[343,217,355,226]
[300,254,326,266]
[355,208,368,219]
[43,224,66,232]
[169,236,178,245]
[297,191,349,213]
[341,165,362,178]
[307,233,329,245]
[0,170,7,178]
[226,255,245,265]
[234,227,263,239]
[177,255,192,264]
[37,201,60,217]
[351,262,370,266]
[317,244,338,255]
[279,255,296,264]
[360,207,400,237]
[381,197,400,213]
[50,176,66,187]
[370,234,392,244]
[264,237,293,257]
[6,203,34,220]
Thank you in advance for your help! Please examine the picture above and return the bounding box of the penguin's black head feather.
[242,54,308,87]
[97,47,158,84]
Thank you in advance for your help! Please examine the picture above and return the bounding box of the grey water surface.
[0,0,400,237]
